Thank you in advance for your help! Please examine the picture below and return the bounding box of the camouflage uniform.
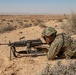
[42,27,76,60]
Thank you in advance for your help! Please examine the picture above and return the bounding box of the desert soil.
[0,15,76,75]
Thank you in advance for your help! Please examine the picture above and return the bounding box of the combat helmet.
[42,26,57,37]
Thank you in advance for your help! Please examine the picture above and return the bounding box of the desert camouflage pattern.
[42,27,57,37]
[47,33,76,60]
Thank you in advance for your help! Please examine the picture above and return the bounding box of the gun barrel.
[0,39,47,47]
[0,43,9,45]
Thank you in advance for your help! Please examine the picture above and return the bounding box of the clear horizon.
[0,0,76,15]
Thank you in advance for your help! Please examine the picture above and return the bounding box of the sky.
[0,0,76,14]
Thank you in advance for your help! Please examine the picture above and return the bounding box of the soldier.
[42,26,76,60]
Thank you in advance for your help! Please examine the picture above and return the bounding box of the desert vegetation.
[61,13,76,35]
[41,61,76,75]
[0,24,15,33]
[0,15,76,75]
[0,15,66,34]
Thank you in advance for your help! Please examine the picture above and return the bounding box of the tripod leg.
[10,46,12,60]
[10,46,18,60]
[11,46,17,58]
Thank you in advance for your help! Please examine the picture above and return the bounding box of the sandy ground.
[0,15,76,75]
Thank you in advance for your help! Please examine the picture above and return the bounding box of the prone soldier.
[42,26,76,60]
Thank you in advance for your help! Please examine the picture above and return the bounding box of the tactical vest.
[57,33,76,58]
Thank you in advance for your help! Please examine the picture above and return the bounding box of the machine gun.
[0,37,47,60]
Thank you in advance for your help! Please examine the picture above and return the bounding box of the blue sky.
[0,0,76,14]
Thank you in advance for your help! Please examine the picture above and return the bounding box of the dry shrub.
[61,23,71,35]
[1,19,6,22]
[33,19,44,26]
[24,19,28,22]
[22,23,32,28]
[33,21,40,26]
[39,23,47,28]
[69,13,76,33]
[7,22,10,25]
[36,19,43,23]
[31,19,35,22]
[41,61,76,75]
[18,21,23,26]
[9,20,13,23]
[61,13,76,35]
[0,24,15,33]
[57,18,63,22]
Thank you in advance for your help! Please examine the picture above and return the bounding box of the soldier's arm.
[47,36,63,60]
